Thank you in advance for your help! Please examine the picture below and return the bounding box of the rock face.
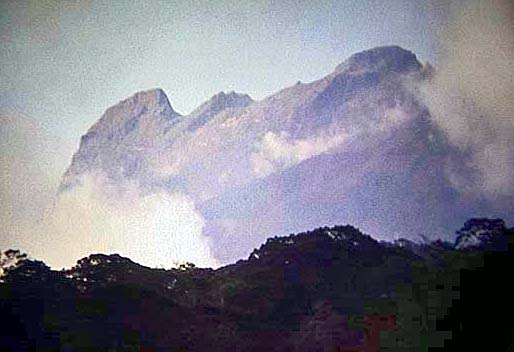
[186,91,253,131]
[60,88,181,190]
[60,46,514,264]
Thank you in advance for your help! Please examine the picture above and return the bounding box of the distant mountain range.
[1,218,513,351]
[59,45,514,264]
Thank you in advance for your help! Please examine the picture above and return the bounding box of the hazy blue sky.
[1,0,451,143]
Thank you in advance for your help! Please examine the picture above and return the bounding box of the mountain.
[1,219,513,351]
[60,46,514,264]
[60,88,181,190]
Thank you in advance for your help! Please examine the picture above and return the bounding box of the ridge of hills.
[1,218,513,351]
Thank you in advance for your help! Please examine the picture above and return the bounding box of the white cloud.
[251,130,348,177]
[420,0,514,197]
[32,174,219,269]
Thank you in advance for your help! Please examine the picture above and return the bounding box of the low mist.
[0,114,218,269]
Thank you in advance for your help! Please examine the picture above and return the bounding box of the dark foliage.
[1,219,513,351]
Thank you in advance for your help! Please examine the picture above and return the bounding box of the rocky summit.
[333,45,422,74]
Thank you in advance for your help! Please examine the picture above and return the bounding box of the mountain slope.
[186,91,253,132]
[60,46,514,264]
[60,88,181,190]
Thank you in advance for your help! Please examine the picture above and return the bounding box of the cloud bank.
[37,175,218,269]
[0,115,218,269]
[421,0,514,197]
